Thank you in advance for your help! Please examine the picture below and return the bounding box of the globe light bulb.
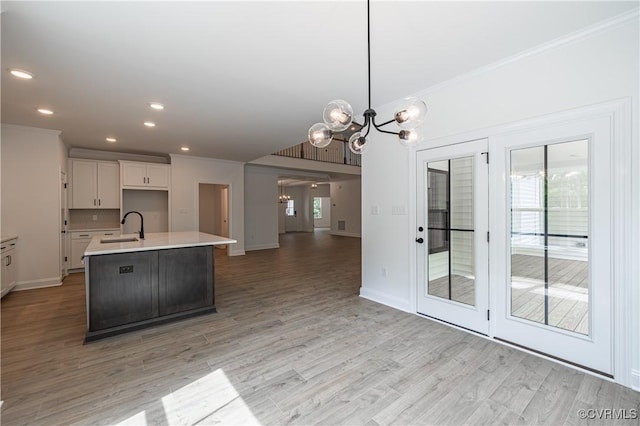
[394,97,427,130]
[348,132,369,155]
[308,122,333,148]
[323,99,353,131]
[398,129,423,146]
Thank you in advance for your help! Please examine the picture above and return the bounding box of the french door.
[416,139,489,335]
[491,117,613,375]
[416,116,613,375]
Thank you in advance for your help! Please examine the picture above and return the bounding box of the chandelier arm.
[374,118,397,128]
[374,128,401,136]
[362,121,373,138]
[372,116,400,135]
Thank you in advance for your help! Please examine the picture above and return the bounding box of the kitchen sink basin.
[100,237,139,243]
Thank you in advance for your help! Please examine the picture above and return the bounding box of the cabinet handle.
[6,255,11,266]
[1,246,5,250]
[104,233,113,236]
[98,199,101,206]
[79,234,90,237]
[94,199,97,206]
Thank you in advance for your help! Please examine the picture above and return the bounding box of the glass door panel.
[492,113,612,375]
[426,157,475,306]
[509,140,589,335]
[417,139,488,335]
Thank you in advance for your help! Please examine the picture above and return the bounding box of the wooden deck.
[1,230,636,425]
[428,254,588,335]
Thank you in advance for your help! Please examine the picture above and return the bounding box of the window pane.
[313,197,322,219]
[509,140,589,335]
[427,157,475,306]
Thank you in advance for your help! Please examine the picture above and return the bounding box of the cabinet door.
[146,164,170,188]
[70,238,91,269]
[5,249,16,293]
[122,163,147,187]
[72,160,98,208]
[1,254,8,297]
[158,246,213,315]
[97,162,120,208]
[88,251,159,331]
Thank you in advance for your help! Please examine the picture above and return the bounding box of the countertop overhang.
[85,231,236,256]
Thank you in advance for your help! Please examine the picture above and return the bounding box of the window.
[313,197,322,219]
[285,199,295,216]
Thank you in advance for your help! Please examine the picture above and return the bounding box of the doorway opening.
[198,183,230,252]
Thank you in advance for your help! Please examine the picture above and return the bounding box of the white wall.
[330,178,361,237]
[244,167,279,250]
[360,15,639,387]
[169,154,245,256]
[122,190,169,234]
[1,124,67,290]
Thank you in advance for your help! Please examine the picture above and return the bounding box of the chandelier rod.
[367,0,371,111]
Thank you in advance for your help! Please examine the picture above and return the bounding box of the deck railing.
[273,140,361,167]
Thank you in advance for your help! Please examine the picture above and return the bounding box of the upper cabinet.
[120,161,170,189]
[70,160,120,209]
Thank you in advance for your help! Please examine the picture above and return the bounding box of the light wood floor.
[2,230,638,425]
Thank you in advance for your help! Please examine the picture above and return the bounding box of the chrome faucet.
[121,211,145,239]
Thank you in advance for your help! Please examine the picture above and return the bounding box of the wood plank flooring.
[2,230,638,425]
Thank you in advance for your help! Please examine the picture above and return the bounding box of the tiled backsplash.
[68,209,121,230]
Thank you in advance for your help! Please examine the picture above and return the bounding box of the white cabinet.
[121,161,170,189]
[1,238,18,298]
[71,160,120,208]
[70,230,120,269]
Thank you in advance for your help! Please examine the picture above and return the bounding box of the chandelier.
[308,0,427,155]
[278,181,291,203]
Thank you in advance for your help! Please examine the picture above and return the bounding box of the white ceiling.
[1,1,636,163]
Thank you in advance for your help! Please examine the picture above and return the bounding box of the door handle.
[415,238,424,244]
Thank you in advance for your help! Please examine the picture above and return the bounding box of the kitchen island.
[83,231,236,342]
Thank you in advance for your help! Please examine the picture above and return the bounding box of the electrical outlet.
[92,215,98,221]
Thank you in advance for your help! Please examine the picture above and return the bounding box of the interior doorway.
[198,183,230,250]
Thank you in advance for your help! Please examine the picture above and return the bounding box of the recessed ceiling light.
[144,121,156,127]
[180,146,190,151]
[10,69,33,79]
[149,102,164,110]
[37,108,54,115]
[106,137,117,143]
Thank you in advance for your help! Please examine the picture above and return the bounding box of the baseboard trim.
[229,249,245,257]
[359,287,412,313]
[14,276,63,291]
[632,369,640,391]
[245,243,280,251]
[330,231,361,238]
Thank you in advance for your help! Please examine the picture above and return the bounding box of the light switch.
[371,205,379,215]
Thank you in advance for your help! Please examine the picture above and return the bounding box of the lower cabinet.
[158,246,213,315]
[86,245,214,340]
[1,238,18,298]
[70,230,120,270]
[89,251,159,330]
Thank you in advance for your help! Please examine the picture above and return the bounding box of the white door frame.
[416,139,489,335]
[409,98,634,387]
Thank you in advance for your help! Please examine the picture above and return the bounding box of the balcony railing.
[273,140,361,167]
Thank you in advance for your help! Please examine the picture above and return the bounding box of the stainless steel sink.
[100,237,139,243]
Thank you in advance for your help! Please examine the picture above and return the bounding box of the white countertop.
[85,231,236,256]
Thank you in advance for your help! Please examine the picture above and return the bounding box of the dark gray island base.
[83,232,235,342]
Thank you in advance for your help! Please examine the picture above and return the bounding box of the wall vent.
[338,220,346,231]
